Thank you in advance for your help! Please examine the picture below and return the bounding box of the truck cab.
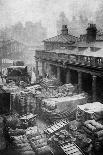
[6,66,31,84]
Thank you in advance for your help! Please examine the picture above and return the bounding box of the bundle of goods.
[12,135,35,155]
[58,84,75,96]
[29,135,51,155]
[44,119,69,136]
[40,83,75,99]
[8,128,26,136]
[26,84,42,94]
[18,90,36,115]
[40,88,57,98]
[5,113,21,129]
[82,120,103,152]
[0,116,6,150]
[20,113,37,128]
[76,102,103,122]
[11,92,31,115]
[42,93,87,121]
[19,81,28,88]
[3,82,20,93]
[26,126,38,139]
[83,120,103,138]
[42,100,57,112]
[40,77,61,88]
[26,127,53,155]
[48,129,72,146]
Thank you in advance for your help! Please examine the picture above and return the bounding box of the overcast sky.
[0,0,101,36]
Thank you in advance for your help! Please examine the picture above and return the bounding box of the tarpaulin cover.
[42,93,87,113]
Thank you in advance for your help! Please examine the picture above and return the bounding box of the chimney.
[86,23,97,43]
[61,25,68,35]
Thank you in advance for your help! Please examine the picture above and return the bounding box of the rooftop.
[43,34,78,44]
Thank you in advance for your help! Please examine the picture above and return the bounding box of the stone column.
[35,60,39,80]
[46,62,51,78]
[57,66,61,81]
[66,69,71,84]
[42,61,45,78]
[78,71,82,93]
[0,58,2,72]
[92,75,97,102]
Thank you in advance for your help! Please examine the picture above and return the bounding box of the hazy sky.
[0,0,101,36]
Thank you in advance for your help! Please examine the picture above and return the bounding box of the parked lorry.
[6,66,31,84]
[13,60,25,66]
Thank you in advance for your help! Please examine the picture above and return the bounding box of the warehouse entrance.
[82,73,92,100]
[96,76,103,103]
[70,70,78,85]
[51,65,57,77]
[60,67,66,84]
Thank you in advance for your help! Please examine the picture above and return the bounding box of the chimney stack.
[61,25,68,35]
[86,23,97,43]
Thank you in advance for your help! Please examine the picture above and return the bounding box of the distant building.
[35,24,103,103]
[0,39,28,70]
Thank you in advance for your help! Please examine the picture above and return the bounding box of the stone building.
[35,24,103,103]
[0,39,28,71]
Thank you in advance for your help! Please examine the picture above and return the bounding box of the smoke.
[95,1,103,30]
[56,0,102,36]
[0,0,102,36]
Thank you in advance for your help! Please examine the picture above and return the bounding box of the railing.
[35,50,103,69]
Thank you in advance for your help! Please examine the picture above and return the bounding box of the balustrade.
[96,57,103,68]
[36,50,103,69]
[89,56,95,67]
[69,54,77,64]
[80,55,85,65]
[76,55,82,64]
[86,56,91,66]
[82,56,88,65]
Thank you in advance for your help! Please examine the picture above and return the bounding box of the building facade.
[0,39,28,71]
[35,24,103,103]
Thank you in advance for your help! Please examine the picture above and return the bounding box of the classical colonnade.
[35,59,97,102]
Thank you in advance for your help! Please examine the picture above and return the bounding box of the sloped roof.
[43,34,78,44]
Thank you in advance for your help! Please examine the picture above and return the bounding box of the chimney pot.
[61,25,68,35]
[86,23,97,43]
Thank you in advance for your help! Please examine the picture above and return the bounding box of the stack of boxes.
[76,102,103,122]
[11,90,36,116]
[76,102,103,152]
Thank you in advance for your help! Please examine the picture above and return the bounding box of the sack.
[29,135,42,141]
[85,123,96,132]
[13,135,28,144]
[82,126,92,135]
[30,141,47,149]
[95,130,103,138]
